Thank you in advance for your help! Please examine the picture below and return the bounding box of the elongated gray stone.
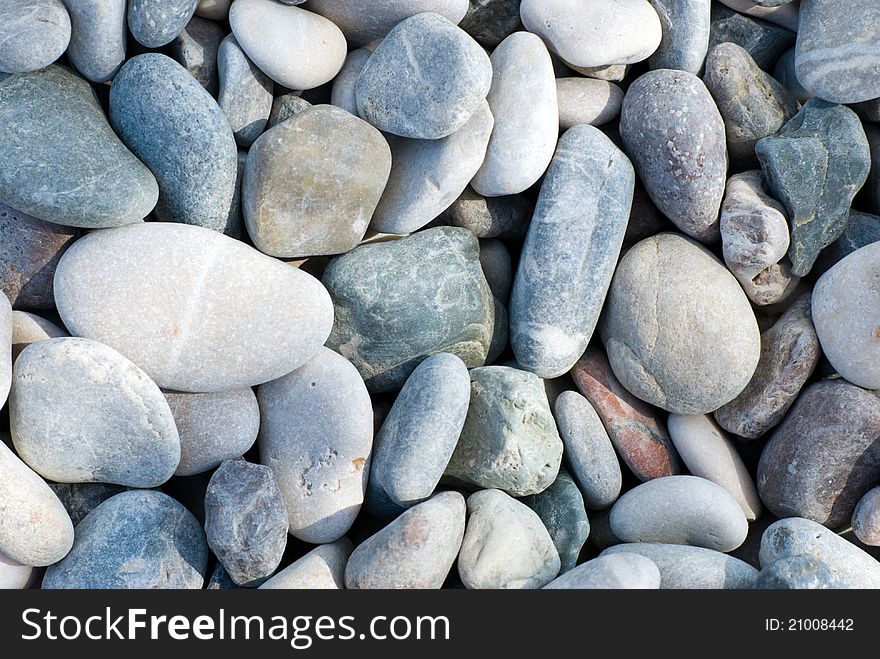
[0,0,70,74]
[556,78,623,130]
[601,543,759,588]
[330,48,371,116]
[756,555,846,589]
[48,483,128,526]
[128,0,197,48]
[170,16,223,96]
[510,125,633,378]
[647,0,711,74]
[217,34,273,147]
[260,539,352,589]
[62,0,126,83]
[11,311,67,362]
[708,6,795,71]
[852,487,880,547]
[544,553,661,589]
[523,471,590,573]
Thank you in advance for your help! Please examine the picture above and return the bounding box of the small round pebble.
[259,539,352,589]
[756,555,846,590]
[127,0,198,48]
[0,0,71,74]
[523,471,590,573]
[62,0,127,83]
[852,487,880,547]
[556,78,623,130]
[543,553,661,589]
[0,550,36,589]
[10,311,68,362]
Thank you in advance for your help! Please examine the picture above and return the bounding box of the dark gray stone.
[479,239,512,303]
[601,543,759,588]
[217,34,273,147]
[708,6,795,71]
[267,94,312,129]
[128,0,198,48]
[647,0,711,74]
[443,187,531,240]
[815,211,880,276]
[170,16,224,96]
[756,556,846,589]
[523,471,590,573]
[205,562,242,589]
[62,0,127,83]
[773,48,813,104]
[0,0,70,74]
[459,0,522,48]
[49,483,129,526]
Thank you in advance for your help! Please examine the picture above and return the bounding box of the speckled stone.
[757,380,880,528]
[164,389,260,476]
[445,366,563,496]
[544,553,661,589]
[647,0,711,74]
[756,555,846,589]
[169,16,223,96]
[523,471,590,572]
[62,0,127,83]
[110,54,238,233]
[444,187,531,240]
[717,0,799,31]
[459,0,521,47]
[267,94,311,129]
[258,347,372,544]
[602,543,759,588]
[346,491,465,589]
[815,211,880,276]
[458,489,559,589]
[708,6,795,71]
[0,66,158,229]
[0,550,36,589]
[330,48,371,116]
[510,125,633,378]
[10,338,180,487]
[10,311,68,362]
[48,483,128,526]
[43,490,208,589]
[619,70,727,242]
[852,487,880,547]
[0,0,70,74]
[556,78,623,130]
[260,539,353,589]
[479,239,512,303]
[216,34,273,146]
[323,226,495,392]
[756,99,870,277]
[128,0,197,48]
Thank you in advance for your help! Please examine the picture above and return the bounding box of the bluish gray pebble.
[217,34,273,147]
[523,471,590,573]
[647,0,711,74]
[49,483,129,526]
[544,553,661,589]
[756,556,846,589]
[128,0,198,48]
[708,6,795,70]
[62,0,127,83]
[170,16,224,96]
[0,0,70,74]
[267,94,312,130]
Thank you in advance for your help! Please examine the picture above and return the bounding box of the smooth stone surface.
[170,16,223,96]
[346,491,465,589]
[774,47,813,103]
[62,0,127,83]
[523,471,590,573]
[217,34,273,147]
[196,0,229,20]
[647,0,711,74]
[11,311,68,362]
[0,295,8,407]
[356,12,492,140]
[459,0,521,47]
[479,238,512,303]
[330,48,371,116]
[556,78,623,130]
[258,347,373,544]
[600,233,761,415]
[0,550,36,589]
[757,379,880,528]
[458,489,560,589]
[0,66,158,229]
[0,0,70,74]
[471,32,557,197]
[267,94,312,129]
[852,487,880,547]
[444,187,531,240]
[48,482,127,526]
[128,0,197,48]
[544,553,661,589]
[10,338,180,487]
[509,125,633,378]
[620,70,727,242]
[714,294,820,439]
[54,222,333,393]
[815,210,880,276]
[164,389,260,476]
[708,6,795,71]
[323,226,495,392]
[445,366,563,496]
[602,543,759,588]
[43,490,207,589]
[756,555,846,589]
[259,539,352,589]
[718,0,800,31]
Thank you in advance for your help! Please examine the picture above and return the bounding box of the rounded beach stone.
[217,34,273,146]
[230,0,346,91]
[556,78,623,130]
[458,489,560,589]
[346,491,465,589]
[757,379,880,529]
[444,366,563,497]
[647,0,711,74]
[620,70,727,242]
[371,101,493,235]
[708,6,795,71]
[127,0,197,48]
[756,555,846,589]
[205,460,289,586]
[520,0,661,68]
[479,239,512,303]
[444,187,531,240]
[54,222,333,393]
[267,94,311,129]
[355,12,492,140]
[459,0,521,47]
[322,226,495,392]
[0,550,36,589]
[667,414,761,520]
[369,353,470,509]
[760,517,880,589]
[258,347,373,544]
[110,53,238,234]
[852,488,880,547]
[10,338,180,487]
[813,243,880,389]
[0,0,70,74]
[260,539,352,589]
[544,553,661,589]
[815,210,880,276]
[196,0,229,20]
[774,48,813,104]
[48,482,128,526]
[600,233,761,415]
[170,16,224,96]
[62,0,127,83]
[43,490,207,589]
[330,48,371,116]
[11,311,68,362]
[523,471,590,573]
[509,125,633,378]
[718,0,799,31]
[164,389,260,476]
[601,543,759,589]
[471,32,557,197]
[0,66,158,229]
[244,105,391,258]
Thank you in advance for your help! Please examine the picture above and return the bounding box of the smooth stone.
[486,297,509,363]
[853,98,880,123]
[164,389,260,476]
[458,489,560,589]
[647,0,711,74]
[258,347,372,544]
[267,94,312,129]
[371,101,493,235]
[0,550,36,589]
[195,0,229,20]
[757,379,880,528]
[600,233,761,415]
[520,0,662,68]
[217,34,273,147]
[459,0,521,47]
[566,63,628,81]
[330,49,371,116]
[0,296,8,407]
[259,539,352,589]
[813,243,880,389]
[522,471,590,573]
[667,414,761,520]
[601,543,759,588]
[570,345,681,481]
[323,226,495,391]
[110,54,237,233]
[471,31,557,197]
[369,353,470,509]
[0,0,70,74]
[760,517,880,588]
[10,338,180,487]
[444,366,563,496]
[708,6,795,71]
[48,482,128,526]
[756,555,846,589]
[11,311,68,362]
[717,0,800,31]
[704,42,800,169]
[170,16,223,96]
[795,0,880,103]
[556,78,623,130]
[205,460,288,586]
[127,0,197,48]
[55,223,332,392]
[774,47,813,103]
[619,70,727,242]
[714,293,820,439]
[479,239,512,303]
[814,210,880,276]
[0,66,158,228]
[62,0,127,83]
[852,487,880,547]
[345,491,466,589]
[509,125,633,378]
[244,105,391,258]
[544,553,661,589]
[43,490,207,589]
[444,187,531,240]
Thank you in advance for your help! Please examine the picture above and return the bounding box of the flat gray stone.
[217,34,273,147]
[852,487,880,547]
[556,78,623,130]
[260,539,352,589]
[62,0,126,83]
[48,482,128,526]
[330,48,371,116]
[544,553,661,589]
[601,543,759,588]
[128,0,197,48]
[459,0,521,47]
[756,555,846,589]
[709,6,795,71]
[267,94,311,130]
[443,187,531,240]
[170,15,224,96]
[11,311,68,362]
[523,471,590,573]
[647,0,711,74]
[0,0,70,74]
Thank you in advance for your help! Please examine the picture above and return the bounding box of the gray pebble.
[330,48,371,116]
[62,0,127,83]
[170,16,224,96]
[11,311,68,362]
[556,78,623,130]
[647,0,711,74]
[0,550,36,590]
[708,6,795,71]
[815,210,880,276]
[128,0,198,48]
[267,94,312,130]
[0,0,70,74]
[48,483,128,526]
[0,295,8,407]
[479,239,512,303]
[217,34,273,147]
[756,555,846,589]
[544,553,661,589]
[486,297,508,364]
[444,187,531,240]
[459,0,521,47]
[260,539,352,589]
[718,0,799,31]
[852,487,880,547]
[773,47,813,104]
[523,471,590,573]
[205,562,241,590]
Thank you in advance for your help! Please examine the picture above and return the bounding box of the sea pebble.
[127,0,198,48]
[756,555,846,589]
[330,49,371,116]
[217,34,273,147]
[708,6,795,71]
[259,539,352,589]
[556,78,623,130]
[10,311,68,362]
[523,471,590,573]
[544,553,661,589]
[814,211,880,276]
[0,0,70,74]
[717,0,800,31]
[267,94,312,129]
[459,0,521,47]
[0,550,36,589]
[195,0,229,20]
[62,0,127,83]
[647,0,711,74]
[773,47,813,103]
[479,239,512,303]
[444,187,531,240]
[170,16,224,96]
[852,488,880,547]
[48,483,128,526]
[0,296,8,407]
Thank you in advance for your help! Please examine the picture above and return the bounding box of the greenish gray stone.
[647,0,711,74]
[459,0,522,48]
[708,6,795,70]
[756,556,846,589]
[717,0,799,31]
[479,239,512,303]
[128,0,198,48]
[815,211,880,276]
[523,471,590,573]
[544,553,661,589]
[217,34,273,147]
[170,16,224,96]
[0,0,70,74]
[62,0,127,83]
